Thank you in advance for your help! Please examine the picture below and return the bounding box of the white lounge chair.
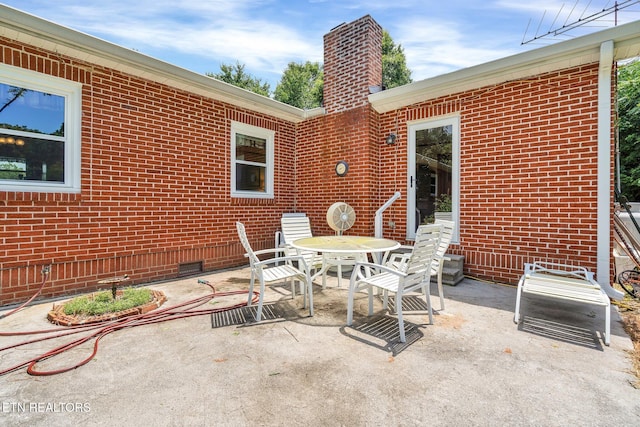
[514,261,611,346]
[347,223,442,343]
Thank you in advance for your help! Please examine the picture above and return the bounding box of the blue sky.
[3,1,640,91]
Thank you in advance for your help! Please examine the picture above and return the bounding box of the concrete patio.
[1,266,639,426]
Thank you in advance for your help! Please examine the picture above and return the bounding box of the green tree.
[382,30,412,89]
[0,162,24,180]
[272,31,412,108]
[213,32,412,108]
[207,62,271,97]
[618,59,640,202]
[274,61,323,109]
[0,87,26,114]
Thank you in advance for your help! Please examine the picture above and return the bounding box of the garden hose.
[0,278,259,377]
[0,265,50,320]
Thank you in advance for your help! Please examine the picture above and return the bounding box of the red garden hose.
[0,265,50,320]
[0,277,259,377]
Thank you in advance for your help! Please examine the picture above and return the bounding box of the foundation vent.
[178,261,203,277]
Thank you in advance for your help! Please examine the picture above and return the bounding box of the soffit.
[2,6,639,121]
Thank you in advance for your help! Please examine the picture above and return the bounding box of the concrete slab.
[1,267,639,426]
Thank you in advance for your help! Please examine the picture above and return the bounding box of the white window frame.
[230,121,274,198]
[407,114,460,242]
[0,63,82,193]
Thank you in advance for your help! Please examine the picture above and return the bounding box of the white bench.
[514,262,611,346]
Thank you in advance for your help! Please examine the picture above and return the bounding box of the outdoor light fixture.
[385,133,397,145]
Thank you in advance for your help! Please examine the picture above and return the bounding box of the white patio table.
[291,235,400,285]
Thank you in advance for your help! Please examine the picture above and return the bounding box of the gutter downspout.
[597,40,624,300]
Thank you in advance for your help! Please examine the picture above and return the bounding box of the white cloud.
[393,19,520,81]
[11,0,323,83]
[6,0,637,88]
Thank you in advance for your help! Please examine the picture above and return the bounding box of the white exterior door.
[407,115,460,241]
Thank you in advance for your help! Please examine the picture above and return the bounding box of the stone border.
[47,289,167,326]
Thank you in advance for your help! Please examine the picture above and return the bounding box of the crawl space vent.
[178,261,203,277]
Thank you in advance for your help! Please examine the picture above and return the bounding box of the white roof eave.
[2,5,638,121]
[370,20,640,114]
[0,5,319,124]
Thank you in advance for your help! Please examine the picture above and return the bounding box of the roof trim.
[370,20,640,113]
[2,5,638,120]
[0,5,321,123]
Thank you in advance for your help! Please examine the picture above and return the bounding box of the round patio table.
[291,236,400,285]
[292,235,399,253]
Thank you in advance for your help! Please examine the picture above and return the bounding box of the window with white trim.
[230,121,274,198]
[0,63,82,193]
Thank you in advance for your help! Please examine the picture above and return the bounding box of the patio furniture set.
[236,213,613,346]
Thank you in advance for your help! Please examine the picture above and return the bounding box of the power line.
[522,0,640,45]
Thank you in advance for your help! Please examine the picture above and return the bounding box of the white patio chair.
[430,219,455,310]
[514,261,611,345]
[280,214,326,288]
[236,222,313,322]
[347,223,442,342]
[387,219,456,311]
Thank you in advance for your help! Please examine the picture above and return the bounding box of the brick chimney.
[323,15,383,114]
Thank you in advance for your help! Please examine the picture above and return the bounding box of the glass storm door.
[407,116,459,240]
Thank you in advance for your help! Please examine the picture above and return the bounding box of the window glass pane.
[235,133,266,163]
[236,164,265,192]
[230,121,273,198]
[0,83,65,136]
[415,125,452,224]
[0,133,64,182]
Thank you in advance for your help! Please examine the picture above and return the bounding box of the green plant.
[63,287,152,316]
[422,193,452,224]
[435,193,452,212]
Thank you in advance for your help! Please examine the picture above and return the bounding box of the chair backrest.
[236,222,259,267]
[403,224,442,286]
[433,219,455,263]
[281,215,313,245]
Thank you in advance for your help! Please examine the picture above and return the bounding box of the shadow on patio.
[0,265,638,426]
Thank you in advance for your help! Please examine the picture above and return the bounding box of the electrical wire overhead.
[522,0,640,45]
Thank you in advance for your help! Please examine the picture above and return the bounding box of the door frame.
[407,114,460,242]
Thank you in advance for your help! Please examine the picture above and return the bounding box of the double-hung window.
[0,64,82,193]
[230,121,274,198]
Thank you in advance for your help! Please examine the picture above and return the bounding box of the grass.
[63,287,152,316]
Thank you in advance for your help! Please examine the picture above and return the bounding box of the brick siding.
[323,15,382,114]
[0,37,297,304]
[0,15,614,304]
[377,64,613,284]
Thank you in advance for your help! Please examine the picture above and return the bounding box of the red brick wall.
[294,15,384,236]
[378,64,610,284]
[294,105,381,236]
[0,37,297,304]
[0,17,613,305]
[323,15,382,114]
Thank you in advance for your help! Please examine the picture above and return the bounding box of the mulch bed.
[617,298,640,388]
